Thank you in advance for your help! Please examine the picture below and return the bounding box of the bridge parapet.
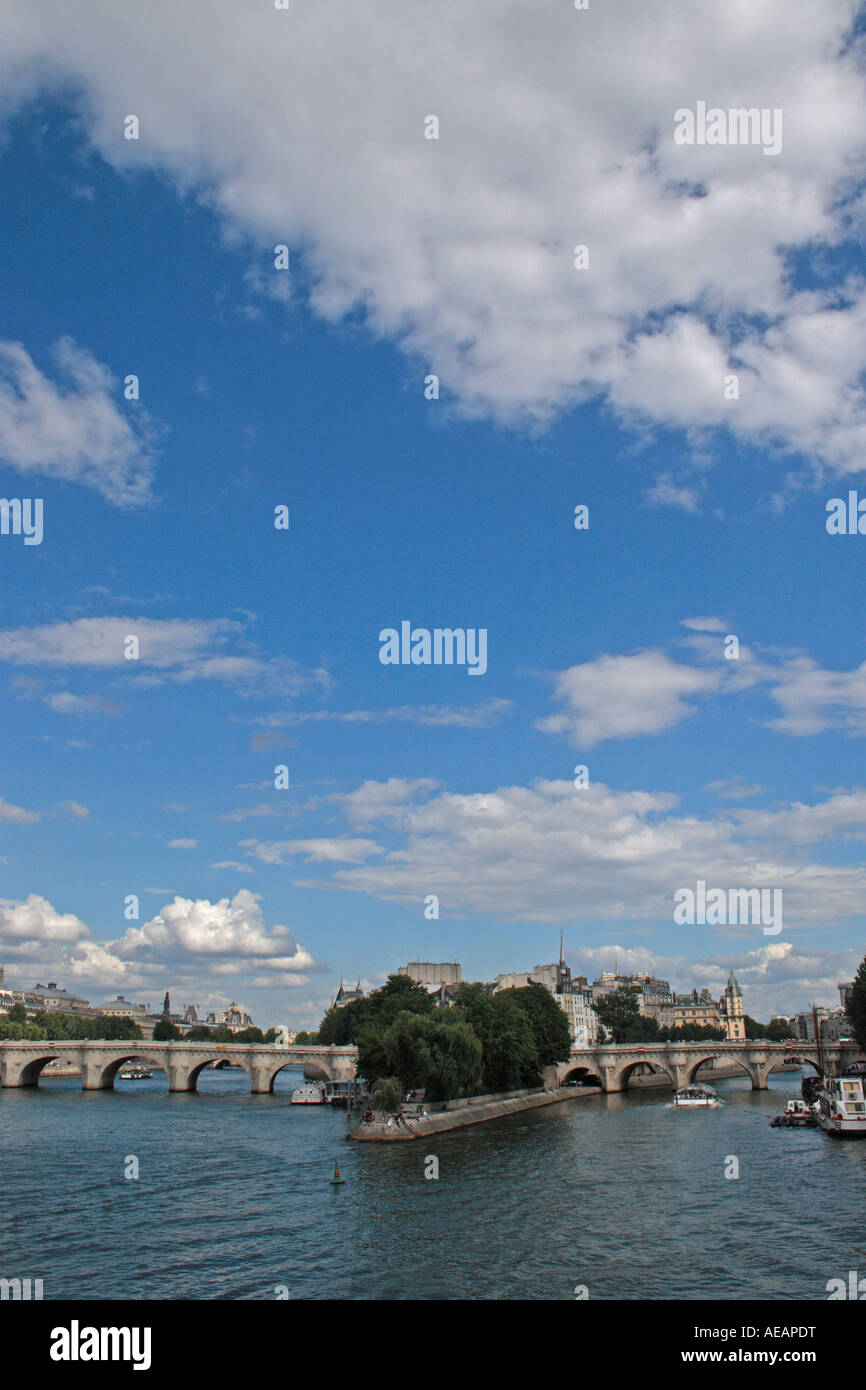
[0,1040,358,1093]
[557,1041,865,1093]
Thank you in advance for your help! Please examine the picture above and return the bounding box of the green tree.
[454,984,541,1090]
[765,1017,796,1042]
[508,983,571,1065]
[485,992,541,1089]
[6,1003,26,1024]
[593,986,641,1042]
[152,1018,180,1041]
[849,956,866,1050]
[293,1030,318,1044]
[361,1009,482,1101]
[318,974,435,1045]
[369,1076,403,1114]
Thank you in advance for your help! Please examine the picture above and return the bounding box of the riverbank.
[349,1084,601,1141]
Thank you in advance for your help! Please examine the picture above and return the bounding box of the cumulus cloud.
[294,777,866,928]
[334,778,441,827]
[1,1,865,484]
[115,890,316,972]
[537,651,719,746]
[537,631,866,745]
[0,337,155,504]
[0,616,332,701]
[0,796,41,823]
[0,893,90,947]
[0,890,320,1004]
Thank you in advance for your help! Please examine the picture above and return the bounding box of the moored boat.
[673,1083,719,1107]
[290,1081,326,1105]
[770,1097,816,1128]
[118,1064,152,1080]
[815,1074,866,1137]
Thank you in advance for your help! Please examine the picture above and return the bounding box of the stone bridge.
[0,1040,358,1093]
[554,1041,866,1093]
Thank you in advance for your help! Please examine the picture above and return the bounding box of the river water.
[1,1068,863,1300]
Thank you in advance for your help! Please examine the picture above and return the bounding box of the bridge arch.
[561,1064,603,1088]
[98,1052,169,1089]
[764,1053,822,1078]
[682,1052,758,1089]
[184,1055,254,1092]
[17,1054,72,1087]
[615,1059,676,1092]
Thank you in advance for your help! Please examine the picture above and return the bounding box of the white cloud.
[168,838,198,849]
[0,893,89,946]
[0,796,41,823]
[115,890,316,972]
[297,777,866,928]
[0,889,321,1007]
[53,800,90,819]
[537,650,718,746]
[257,699,512,729]
[0,337,155,504]
[0,616,332,700]
[1,2,865,480]
[241,837,383,866]
[644,473,701,512]
[334,778,441,827]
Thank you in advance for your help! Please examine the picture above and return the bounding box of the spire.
[559,932,564,967]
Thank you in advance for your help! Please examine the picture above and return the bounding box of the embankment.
[349,1084,601,1141]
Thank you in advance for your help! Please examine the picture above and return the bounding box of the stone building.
[397,961,462,987]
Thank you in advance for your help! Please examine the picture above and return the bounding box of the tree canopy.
[849,955,866,1049]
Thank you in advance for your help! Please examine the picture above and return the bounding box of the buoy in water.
[331,1162,345,1185]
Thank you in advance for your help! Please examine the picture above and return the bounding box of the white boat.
[815,1074,866,1137]
[118,1064,152,1080]
[290,1081,326,1105]
[674,1083,719,1107]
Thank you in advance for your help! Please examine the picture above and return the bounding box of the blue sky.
[1,2,866,1028]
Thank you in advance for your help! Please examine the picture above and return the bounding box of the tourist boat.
[673,1084,719,1107]
[118,1064,152,1080]
[814,1074,866,1137]
[290,1081,326,1105]
[770,1098,816,1128]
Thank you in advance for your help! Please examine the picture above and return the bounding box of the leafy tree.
[658,1023,725,1042]
[849,956,866,1050]
[152,1018,180,1041]
[360,1009,482,1101]
[509,984,572,1066]
[6,1004,26,1024]
[594,986,641,1042]
[765,1017,796,1042]
[293,1030,318,1044]
[369,1076,403,1113]
[318,974,435,1045]
[454,983,540,1089]
[485,992,540,1089]
[619,1013,663,1043]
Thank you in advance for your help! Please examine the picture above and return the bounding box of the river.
[1,1068,862,1300]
